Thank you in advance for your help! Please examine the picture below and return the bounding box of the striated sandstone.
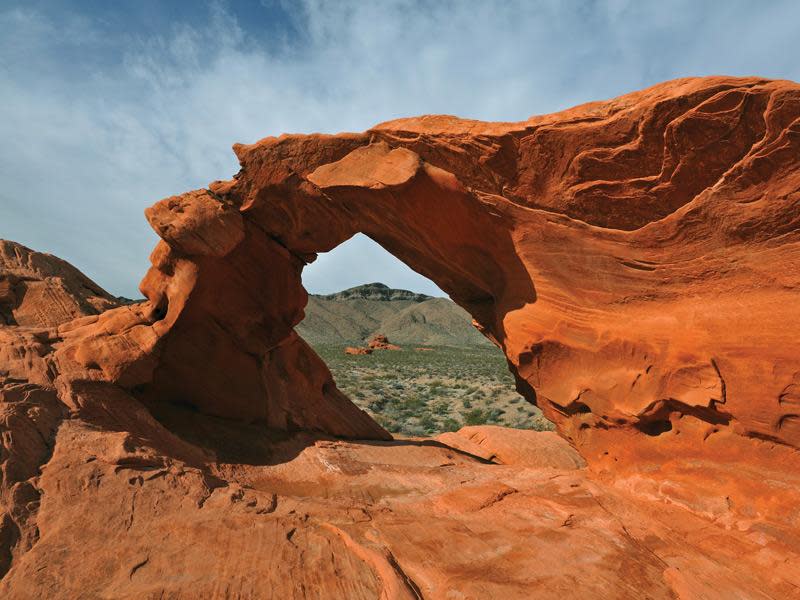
[0,240,118,327]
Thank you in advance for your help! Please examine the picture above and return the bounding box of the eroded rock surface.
[0,240,118,327]
[1,76,799,597]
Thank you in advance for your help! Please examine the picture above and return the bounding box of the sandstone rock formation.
[344,346,372,355]
[367,334,401,351]
[0,240,118,327]
[343,333,401,354]
[1,76,800,597]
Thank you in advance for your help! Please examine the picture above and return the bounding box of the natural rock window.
[297,236,551,436]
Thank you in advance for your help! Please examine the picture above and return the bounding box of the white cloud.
[1,0,798,296]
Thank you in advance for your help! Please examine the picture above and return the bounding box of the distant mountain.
[297,283,491,347]
[317,282,431,303]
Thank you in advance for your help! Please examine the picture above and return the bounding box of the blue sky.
[1,1,798,297]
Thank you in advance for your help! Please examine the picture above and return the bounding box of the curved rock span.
[1,76,800,597]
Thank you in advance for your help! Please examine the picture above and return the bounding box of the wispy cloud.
[1,0,798,296]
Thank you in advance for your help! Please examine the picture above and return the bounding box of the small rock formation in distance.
[344,346,373,355]
[367,333,402,351]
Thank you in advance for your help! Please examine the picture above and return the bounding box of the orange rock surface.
[0,240,118,327]
[367,334,401,351]
[344,346,373,355]
[1,76,800,598]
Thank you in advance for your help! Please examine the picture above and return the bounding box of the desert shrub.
[486,408,504,422]
[374,414,400,432]
[441,418,461,432]
[311,343,549,436]
[402,396,426,411]
[462,408,490,426]
[418,413,437,433]
[368,398,387,412]
[401,423,426,436]
[431,400,449,416]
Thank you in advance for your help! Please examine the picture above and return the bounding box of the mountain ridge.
[299,282,490,347]
[315,282,433,302]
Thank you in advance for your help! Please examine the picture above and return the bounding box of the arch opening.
[133,137,541,445]
[297,234,552,437]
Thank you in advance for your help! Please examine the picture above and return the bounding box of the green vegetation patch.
[312,344,555,437]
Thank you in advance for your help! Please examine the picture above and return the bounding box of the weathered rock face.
[0,240,118,327]
[127,76,800,468]
[1,76,800,597]
[11,417,796,599]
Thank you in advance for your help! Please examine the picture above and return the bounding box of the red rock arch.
[60,76,800,472]
[136,140,537,439]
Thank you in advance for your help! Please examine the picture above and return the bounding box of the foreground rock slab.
[1,414,798,599]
